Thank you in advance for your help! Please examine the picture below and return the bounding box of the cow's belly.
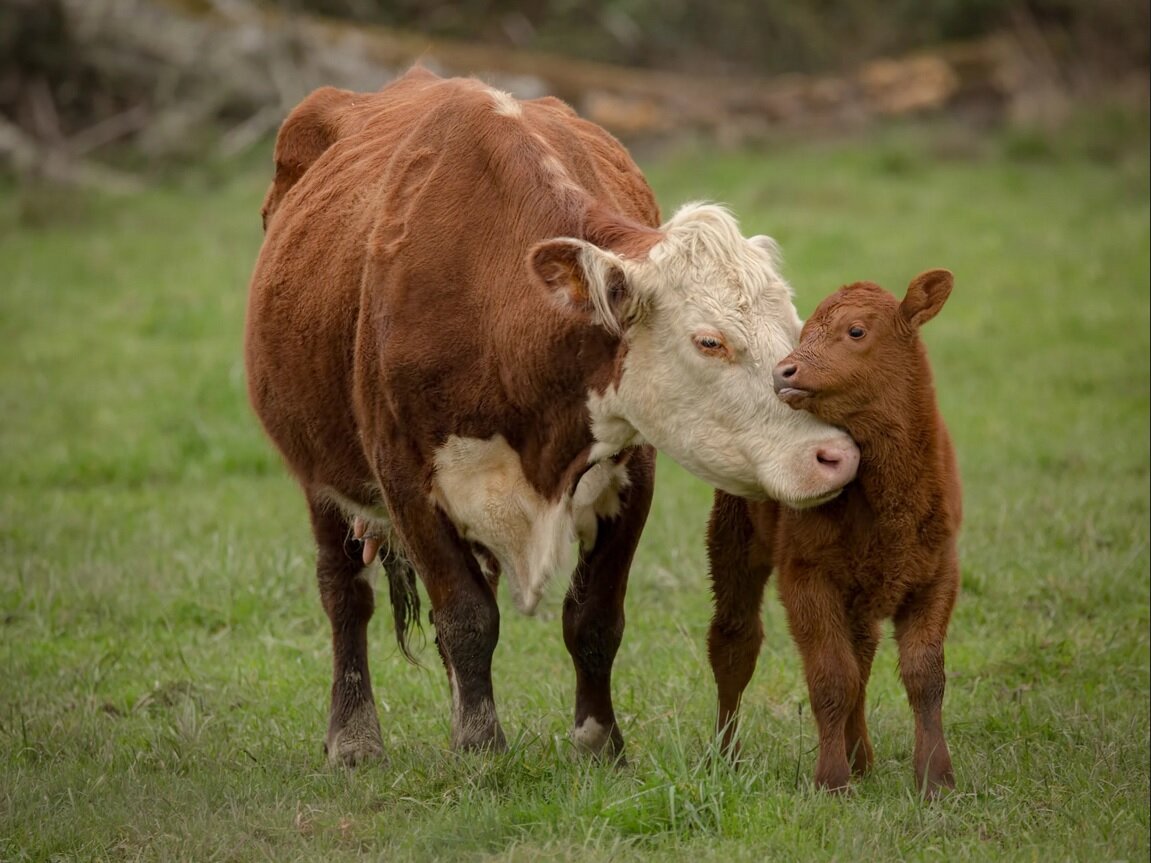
[431,434,630,614]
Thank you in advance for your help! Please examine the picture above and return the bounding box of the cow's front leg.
[377,468,505,752]
[307,493,384,766]
[430,558,505,753]
[706,492,776,758]
[563,448,655,761]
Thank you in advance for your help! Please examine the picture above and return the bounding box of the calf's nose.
[773,361,798,393]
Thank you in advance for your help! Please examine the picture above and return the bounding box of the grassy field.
[1,108,1148,861]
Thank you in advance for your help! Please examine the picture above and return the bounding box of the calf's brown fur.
[706,269,961,796]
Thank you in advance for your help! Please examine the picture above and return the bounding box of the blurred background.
[2,0,1147,187]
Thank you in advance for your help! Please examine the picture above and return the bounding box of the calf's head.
[531,203,859,506]
[773,269,953,428]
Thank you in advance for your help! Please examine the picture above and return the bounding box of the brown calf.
[706,269,961,796]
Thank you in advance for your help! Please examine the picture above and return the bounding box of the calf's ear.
[900,268,953,330]
[530,239,639,336]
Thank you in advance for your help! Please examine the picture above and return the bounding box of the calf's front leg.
[778,569,860,792]
[844,619,881,777]
[705,492,776,758]
[894,574,958,797]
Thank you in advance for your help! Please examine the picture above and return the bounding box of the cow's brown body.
[247,68,664,763]
[706,270,961,796]
[247,65,862,765]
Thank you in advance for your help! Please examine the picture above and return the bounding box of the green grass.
[1,110,1148,861]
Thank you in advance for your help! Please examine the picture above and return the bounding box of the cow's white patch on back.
[431,435,628,614]
[538,148,583,197]
[489,88,522,117]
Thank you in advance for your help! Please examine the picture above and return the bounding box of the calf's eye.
[848,325,866,339]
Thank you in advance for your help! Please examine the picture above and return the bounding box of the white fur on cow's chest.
[431,434,629,614]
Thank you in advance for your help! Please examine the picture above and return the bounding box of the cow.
[245,66,860,766]
[705,269,961,797]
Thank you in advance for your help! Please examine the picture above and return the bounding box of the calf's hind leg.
[308,493,384,766]
[705,492,776,758]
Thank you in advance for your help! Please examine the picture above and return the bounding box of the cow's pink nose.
[815,442,860,487]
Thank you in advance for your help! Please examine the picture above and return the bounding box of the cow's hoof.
[324,705,385,767]
[452,722,507,754]
[571,717,626,765]
[324,731,385,767]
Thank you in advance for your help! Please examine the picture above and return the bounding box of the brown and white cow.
[245,67,859,766]
[706,270,961,797]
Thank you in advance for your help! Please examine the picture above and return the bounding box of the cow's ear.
[262,87,357,230]
[749,234,782,265]
[900,268,953,330]
[530,239,638,335]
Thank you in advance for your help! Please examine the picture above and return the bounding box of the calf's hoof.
[919,771,957,801]
[814,764,852,795]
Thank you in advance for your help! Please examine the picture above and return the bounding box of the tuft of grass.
[1,108,1148,861]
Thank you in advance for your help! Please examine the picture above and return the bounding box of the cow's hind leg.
[308,493,384,766]
[563,448,655,762]
[705,492,775,759]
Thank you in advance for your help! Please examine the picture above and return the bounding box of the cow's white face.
[534,203,859,506]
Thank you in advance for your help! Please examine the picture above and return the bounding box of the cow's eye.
[848,325,866,339]
[692,332,732,360]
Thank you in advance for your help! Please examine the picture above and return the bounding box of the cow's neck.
[491,307,632,493]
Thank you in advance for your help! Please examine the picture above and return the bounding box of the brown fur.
[706,269,961,797]
[245,68,662,763]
